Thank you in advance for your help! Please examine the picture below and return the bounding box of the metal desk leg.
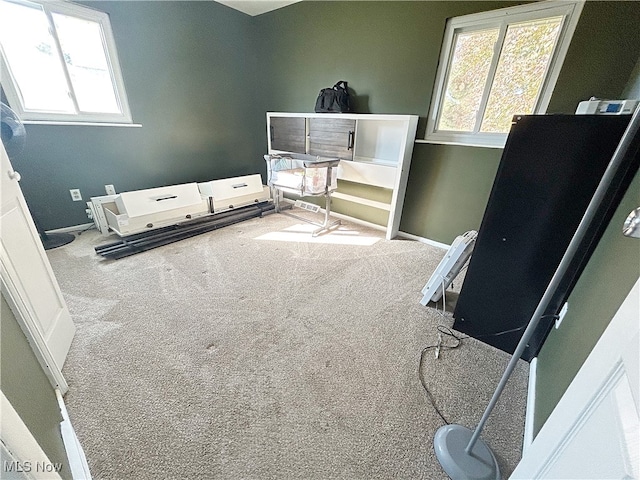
[311,192,340,237]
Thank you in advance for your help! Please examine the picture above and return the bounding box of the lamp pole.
[434,105,640,480]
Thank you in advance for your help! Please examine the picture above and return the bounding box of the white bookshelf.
[266,112,418,239]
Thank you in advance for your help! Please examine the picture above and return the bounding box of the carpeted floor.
[48,213,529,480]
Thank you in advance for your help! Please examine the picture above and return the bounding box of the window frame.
[0,0,132,124]
[424,0,584,149]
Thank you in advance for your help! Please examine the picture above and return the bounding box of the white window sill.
[24,121,143,127]
[415,139,504,149]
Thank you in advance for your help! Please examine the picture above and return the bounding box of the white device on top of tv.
[576,97,639,115]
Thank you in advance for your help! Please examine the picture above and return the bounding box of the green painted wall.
[11,1,265,230]
[5,0,640,447]
[534,168,640,435]
[16,1,637,238]
[533,33,640,434]
[253,1,511,116]
[251,1,640,438]
[6,1,639,237]
[255,1,639,244]
[252,1,521,242]
[402,144,502,241]
[623,58,640,99]
[1,295,72,479]
[546,1,640,114]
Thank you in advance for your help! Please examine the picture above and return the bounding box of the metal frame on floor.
[94,202,274,259]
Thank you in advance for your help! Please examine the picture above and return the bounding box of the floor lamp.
[434,106,640,480]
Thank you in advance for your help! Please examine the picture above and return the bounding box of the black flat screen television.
[453,114,640,361]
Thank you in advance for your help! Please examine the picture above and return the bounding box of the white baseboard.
[316,206,451,249]
[45,223,95,234]
[396,230,450,250]
[56,389,92,480]
[523,356,538,455]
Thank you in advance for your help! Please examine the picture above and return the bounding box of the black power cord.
[418,326,465,425]
[418,315,560,425]
[76,224,96,235]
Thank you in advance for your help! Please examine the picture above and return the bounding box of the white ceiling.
[215,0,302,16]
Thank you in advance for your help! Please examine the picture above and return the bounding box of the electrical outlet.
[69,189,82,201]
[105,184,116,195]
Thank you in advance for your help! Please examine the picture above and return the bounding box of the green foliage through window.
[425,1,584,148]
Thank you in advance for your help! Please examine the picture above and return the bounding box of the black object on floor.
[41,231,75,250]
[95,202,274,260]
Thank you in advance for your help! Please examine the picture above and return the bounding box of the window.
[0,0,132,124]
[424,1,584,148]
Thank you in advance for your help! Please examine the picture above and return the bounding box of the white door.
[0,140,75,380]
[511,278,639,479]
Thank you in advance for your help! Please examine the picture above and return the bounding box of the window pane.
[437,28,499,132]
[480,17,563,133]
[52,12,120,114]
[0,1,74,112]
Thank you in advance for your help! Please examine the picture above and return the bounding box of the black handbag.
[314,81,352,113]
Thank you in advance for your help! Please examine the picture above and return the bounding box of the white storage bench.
[103,183,209,236]
[198,174,270,214]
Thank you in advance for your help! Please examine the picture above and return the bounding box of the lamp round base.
[434,424,500,480]
[41,232,75,250]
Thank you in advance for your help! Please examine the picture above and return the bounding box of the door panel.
[1,141,75,370]
[512,279,639,478]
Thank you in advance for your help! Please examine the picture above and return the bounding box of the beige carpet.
[48,213,528,480]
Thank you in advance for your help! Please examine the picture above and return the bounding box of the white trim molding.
[396,230,450,250]
[56,389,92,480]
[523,356,538,455]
